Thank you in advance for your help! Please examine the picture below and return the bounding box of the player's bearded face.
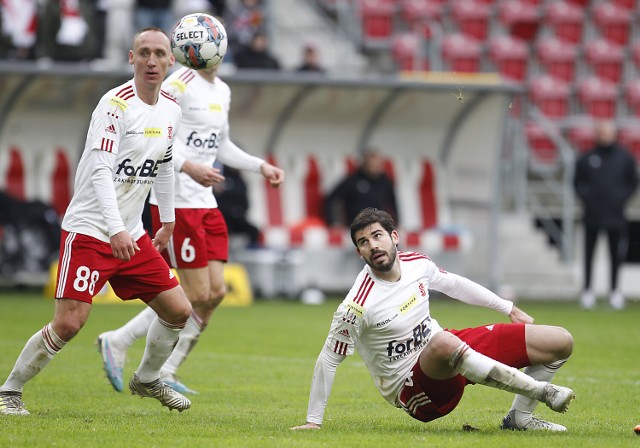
[356,224,398,273]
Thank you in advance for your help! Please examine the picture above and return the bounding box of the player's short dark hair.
[350,207,396,246]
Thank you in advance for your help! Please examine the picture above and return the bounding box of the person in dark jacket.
[325,148,398,227]
[574,120,638,310]
[233,31,280,70]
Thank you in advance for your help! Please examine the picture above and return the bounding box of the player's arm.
[91,149,139,260]
[151,145,176,252]
[427,263,531,323]
[291,346,346,430]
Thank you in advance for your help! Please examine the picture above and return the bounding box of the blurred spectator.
[1,0,88,60]
[225,0,264,57]
[234,30,280,70]
[574,120,639,310]
[134,0,174,34]
[213,165,261,247]
[296,42,325,73]
[324,148,398,227]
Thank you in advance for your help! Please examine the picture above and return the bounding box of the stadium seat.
[489,35,528,82]
[451,0,491,41]
[51,149,71,217]
[545,0,584,44]
[592,3,631,46]
[528,75,571,119]
[358,0,395,43]
[4,147,26,200]
[618,123,640,161]
[612,0,636,9]
[399,0,443,38]
[392,32,428,71]
[565,122,596,153]
[525,121,558,165]
[565,0,589,5]
[584,38,624,83]
[536,37,578,82]
[625,79,640,116]
[498,0,541,41]
[303,156,323,220]
[442,33,482,73]
[577,76,618,119]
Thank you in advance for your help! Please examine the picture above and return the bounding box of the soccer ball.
[171,13,228,70]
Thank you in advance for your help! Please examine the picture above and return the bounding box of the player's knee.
[555,327,574,359]
[210,283,226,303]
[427,331,460,362]
[53,318,85,341]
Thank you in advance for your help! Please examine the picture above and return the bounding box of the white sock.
[450,343,546,401]
[162,312,204,376]
[135,317,185,383]
[1,324,66,393]
[510,359,567,423]
[109,306,156,350]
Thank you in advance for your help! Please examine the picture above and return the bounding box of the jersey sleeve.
[89,94,127,155]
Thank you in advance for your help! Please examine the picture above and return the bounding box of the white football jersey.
[323,251,447,406]
[62,80,181,242]
[148,67,260,210]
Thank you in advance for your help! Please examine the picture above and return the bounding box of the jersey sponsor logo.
[374,313,398,328]
[169,79,187,93]
[209,103,223,112]
[115,158,160,178]
[105,124,117,134]
[144,128,162,138]
[109,96,128,111]
[400,295,418,314]
[185,131,219,149]
[346,302,363,317]
[386,317,431,361]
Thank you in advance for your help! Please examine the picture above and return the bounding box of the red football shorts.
[151,205,229,268]
[55,231,179,304]
[398,323,529,423]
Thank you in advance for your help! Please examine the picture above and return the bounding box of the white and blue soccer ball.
[171,13,228,70]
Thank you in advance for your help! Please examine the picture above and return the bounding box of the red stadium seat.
[618,123,640,161]
[358,0,395,42]
[529,75,571,119]
[625,79,640,116]
[545,1,584,44]
[399,0,443,38]
[51,149,71,217]
[584,38,624,83]
[499,0,541,41]
[442,33,482,73]
[489,35,528,82]
[536,37,578,82]
[577,77,618,119]
[304,156,323,220]
[612,0,636,9]
[565,122,596,153]
[451,0,491,41]
[392,32,428,71]
[5,147,25,200]
[265,154,284,226]
[592,3,631,46]
[525,121,558,165]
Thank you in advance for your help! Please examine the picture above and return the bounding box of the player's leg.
[97,307,157,392]
[128,284,193,412]
[581,226,599,309]
[420,331,573,412]
[160,264,210,393]
[502,324,573,431]
[607,227,626,310]
[160,208,228,393]
[1,299,90,415]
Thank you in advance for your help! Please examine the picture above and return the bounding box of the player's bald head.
[132,27,171,52]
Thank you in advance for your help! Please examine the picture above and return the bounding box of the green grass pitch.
[0,291,638,447]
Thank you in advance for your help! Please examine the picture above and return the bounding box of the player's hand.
[183,161,225,187]
[290,422,321,430]
[110,231,140,261]
[152,222,175,252]
[260,163,285,188]
[508,305,534,324]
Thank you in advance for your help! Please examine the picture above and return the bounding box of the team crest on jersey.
[418,282,426,297]
[168,123,174,140]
